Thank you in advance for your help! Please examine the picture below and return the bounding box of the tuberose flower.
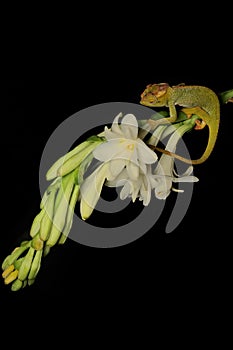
[79,162,110,220]
[153,123,199,200]
[106,165,155,206]
[93,112,158,181]
[79,112,158,219]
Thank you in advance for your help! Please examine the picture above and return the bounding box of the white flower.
[153,124,199,200]
[80,162,110,220]
[93,112,158,181]
[79,112,158,219]
[153,164,199,200]
[106,165,155,206]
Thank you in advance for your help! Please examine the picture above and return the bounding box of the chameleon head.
[140,83,170,107]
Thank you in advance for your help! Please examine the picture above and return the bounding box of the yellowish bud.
[4,270,19,285]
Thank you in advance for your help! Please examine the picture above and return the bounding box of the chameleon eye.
[147,93,156,102]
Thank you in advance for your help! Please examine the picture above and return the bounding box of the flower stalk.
[3,90,227,291]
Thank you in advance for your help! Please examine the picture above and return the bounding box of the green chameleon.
[140,82,221,164]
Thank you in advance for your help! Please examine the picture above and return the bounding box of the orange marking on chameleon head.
[146,83,169,97]
[140,83,169,105]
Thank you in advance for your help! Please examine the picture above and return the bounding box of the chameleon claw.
[194,119,206,130]
[180,107,207,130]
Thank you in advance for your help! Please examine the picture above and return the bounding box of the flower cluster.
[79,112,199,220]
[2,110,199,291]
[4,84,232,291]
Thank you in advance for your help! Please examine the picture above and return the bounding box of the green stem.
[218,89,233,104]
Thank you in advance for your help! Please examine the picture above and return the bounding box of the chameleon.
[140,83,220,164]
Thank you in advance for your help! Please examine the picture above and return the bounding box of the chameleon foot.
[194,119,206,130]
[181,107,207,130]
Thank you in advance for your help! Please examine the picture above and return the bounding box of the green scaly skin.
[140,83,220,164]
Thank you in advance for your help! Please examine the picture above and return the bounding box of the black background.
[0,17,232,338]
[1,72,232,300]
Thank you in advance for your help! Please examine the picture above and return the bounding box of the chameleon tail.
[153,115,220,165]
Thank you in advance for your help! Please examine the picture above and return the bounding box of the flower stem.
[218,89,233,104]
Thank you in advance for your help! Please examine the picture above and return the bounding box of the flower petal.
[109,158,126,178]
[104,127,123,141]
[120,181,132,200]
[131,183,140,202]
[93,139,124,161]
[80,163,109,220]
[121,114,138,140]
[136,138,158,164]
[154,178,172,200]
[105,168,128,187]
[172,176,199,183]
[129,146,139,165]
[141,191,151,206]
[138,159,147,175]
[127,161,139,181]
[173,165,194,177]
[111,112,124,135]
[140,177,151,206]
